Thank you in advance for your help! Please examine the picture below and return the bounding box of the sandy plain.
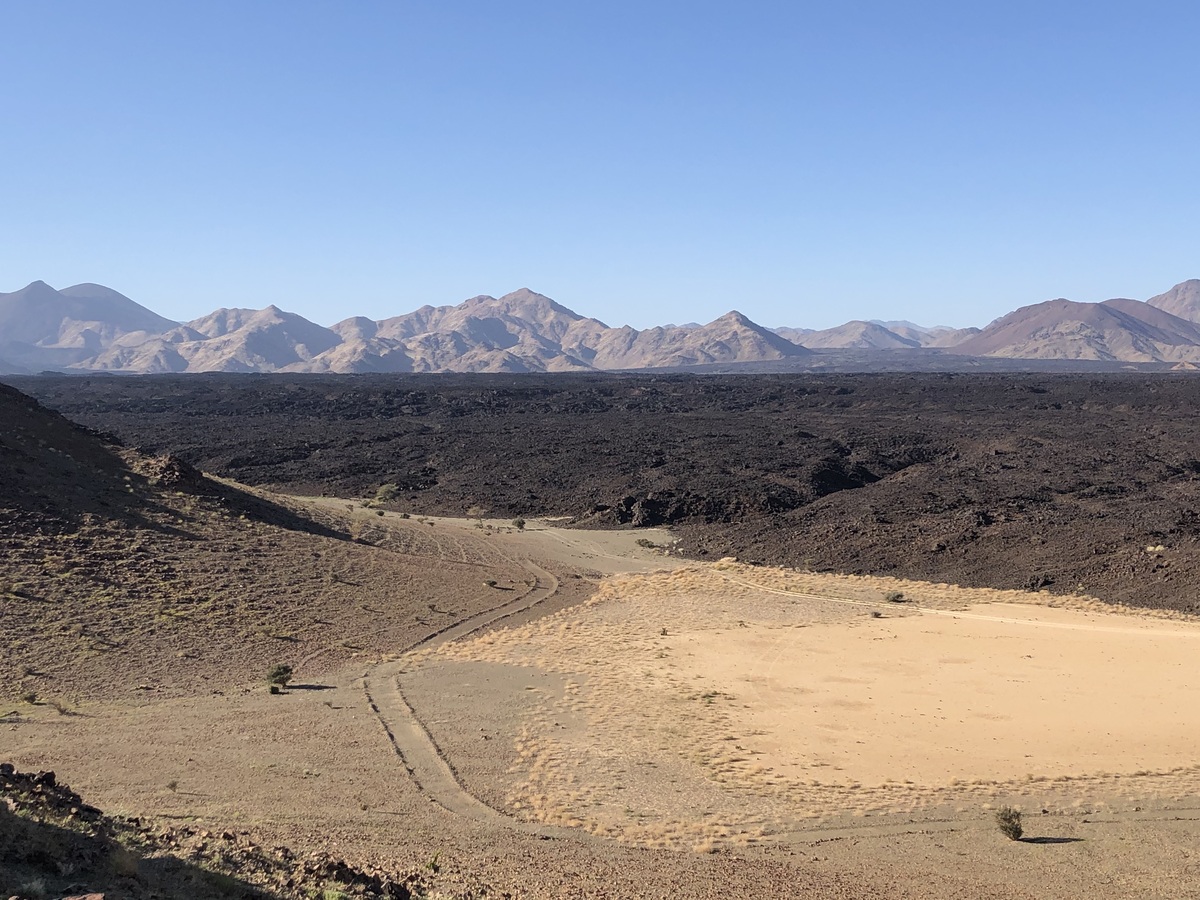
[7,508,1200,898]
[412,558,1200,847]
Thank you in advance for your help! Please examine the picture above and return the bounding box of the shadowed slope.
[0,382,527,703]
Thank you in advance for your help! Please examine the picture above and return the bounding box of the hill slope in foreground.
[0,381,531,704]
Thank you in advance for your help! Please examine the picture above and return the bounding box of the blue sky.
[2,1,1197,329]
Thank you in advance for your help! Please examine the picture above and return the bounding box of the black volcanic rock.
[18,371,1200,613]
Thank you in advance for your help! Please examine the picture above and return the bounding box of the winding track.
[361,557,585,836]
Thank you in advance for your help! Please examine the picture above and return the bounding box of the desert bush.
[995,805,1023,840]
[266,663,294,688]
[636,538,657,549]
[374,483,399,504]
[870,610,883,618]
[885,591,906,603]
[483,579,498,588]
[513,517,526,530]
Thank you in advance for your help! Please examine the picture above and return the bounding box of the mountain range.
[1,278,1199,375]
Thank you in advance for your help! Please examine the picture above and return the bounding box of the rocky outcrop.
[1,764,427,899]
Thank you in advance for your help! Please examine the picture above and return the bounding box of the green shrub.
[885,591,906,603]
[266,663,294,688]
[513,517,526,530]
[373,483,400,504]
[995,805,1023,840]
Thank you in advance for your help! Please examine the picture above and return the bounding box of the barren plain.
[5,374,1200,898]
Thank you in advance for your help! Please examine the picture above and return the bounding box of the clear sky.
[2,1,1197,330]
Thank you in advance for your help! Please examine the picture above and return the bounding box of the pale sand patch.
[672,600,1200,787]
[409,562,1200,846]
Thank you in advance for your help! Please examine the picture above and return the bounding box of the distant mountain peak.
[713,310,753,325]
[1147,279,1200,324]
[4,277,1199,376]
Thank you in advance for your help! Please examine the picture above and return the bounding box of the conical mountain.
[797,320,920,350]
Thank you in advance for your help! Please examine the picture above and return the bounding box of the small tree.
[267,664,294,690]
[512,517,526,531]
[995,805,1023,841]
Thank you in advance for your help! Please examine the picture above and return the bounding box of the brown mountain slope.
[796,320,920,350]
[0,281,179,371]
[86,305,343,373]
[1146,278,1200,323]
[770,325,813,343]
[41,285,808,373]
[590,311,809,368]
[0,281,177,348]
[9,277,1200,373]
[0,382,526,704]
[953,297,1200,362]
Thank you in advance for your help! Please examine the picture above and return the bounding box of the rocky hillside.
[0,281,178,372]
[0,765,433,899]
[0,284,808,374]
[0,381,528,703]
[795,320,921,350]
[1146,278,1200,322]
[955,295,1200,363]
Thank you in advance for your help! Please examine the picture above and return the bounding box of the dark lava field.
[11,372,1200,612]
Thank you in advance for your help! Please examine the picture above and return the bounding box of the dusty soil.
[12,372,1200,612]
[410,562,1200,848]
[8,513,1200,899]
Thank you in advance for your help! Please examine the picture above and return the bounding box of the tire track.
[362,560,582,836]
